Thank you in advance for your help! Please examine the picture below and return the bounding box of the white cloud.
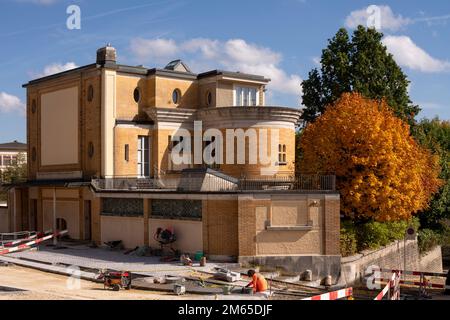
[130,38,178,64]
[33,62,78,78]
[345,5,411,31]
[0,92,25,115]
[382,35,450,73]
[129,37,302,98]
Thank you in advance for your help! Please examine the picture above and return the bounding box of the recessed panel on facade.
[40,87,79,166]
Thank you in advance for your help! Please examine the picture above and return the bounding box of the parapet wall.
[341,240,443,285]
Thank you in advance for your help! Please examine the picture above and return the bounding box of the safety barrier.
[374,271,401,300]
[0,230,68,255]
[378,268,447,278]
[1,234,37,247]
[375,268,450,297]
[377,278,450,289]
[302,287,353,300]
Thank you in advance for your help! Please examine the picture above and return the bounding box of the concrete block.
[301,270,312,281]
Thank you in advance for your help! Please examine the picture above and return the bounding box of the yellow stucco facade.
[8,46,340,264]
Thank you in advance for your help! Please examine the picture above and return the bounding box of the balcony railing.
[91,174,336,193]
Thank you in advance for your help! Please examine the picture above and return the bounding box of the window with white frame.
[234,86,258,106]
[278,144,287,165]
[137,136,150,177]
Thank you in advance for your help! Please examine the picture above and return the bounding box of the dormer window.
[234,86,258,106]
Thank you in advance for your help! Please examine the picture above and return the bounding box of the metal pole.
[403,236,406,281]
[53,188,57,246]
[13,188,17,236]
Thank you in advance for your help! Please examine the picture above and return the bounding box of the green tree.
[301,26,419,125]
[413,118,450,230]
[0,153,27,202]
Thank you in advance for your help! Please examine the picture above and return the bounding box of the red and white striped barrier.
[374,272,401,300]
[376,279,450,290]
[1,234,37,247]
[374,281,391,300]
[378,268,447,278]
[302,287,353,300]
[0,230,68,255]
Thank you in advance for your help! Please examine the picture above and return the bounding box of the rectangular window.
[137,136,149,177]
[235,87,243,106]
[242,87,249,106]
[278,144,287,166]
[250,88,257,106]
[124,144,129,162]
[101,198,143,217]
[235,86,258,106]
[151,199,202,220]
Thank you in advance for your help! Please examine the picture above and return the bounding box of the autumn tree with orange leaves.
[298,93,442,222]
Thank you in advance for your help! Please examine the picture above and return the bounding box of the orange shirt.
[251,273,268,293]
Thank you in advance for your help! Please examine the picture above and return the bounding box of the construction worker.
[245,269,268,295]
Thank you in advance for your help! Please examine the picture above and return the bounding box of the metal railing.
[92,174,336,192]
[239,175,336,191]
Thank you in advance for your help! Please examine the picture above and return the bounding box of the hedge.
[340,218,421,257]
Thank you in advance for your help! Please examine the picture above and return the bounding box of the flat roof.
[23,62,270,87]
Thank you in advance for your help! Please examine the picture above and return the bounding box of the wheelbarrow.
[96,270,132,291]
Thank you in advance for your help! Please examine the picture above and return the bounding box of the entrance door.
[137,136,150,177]
[84,200,92,240]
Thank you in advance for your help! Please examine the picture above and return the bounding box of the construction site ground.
[1,240,449,300]
[0,265,194,300]
[0,241,329,300]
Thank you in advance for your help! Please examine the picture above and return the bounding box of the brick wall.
[237,193,340,257]
[203,199,239,257]
[237,196,266,256]
[323,195,340,255]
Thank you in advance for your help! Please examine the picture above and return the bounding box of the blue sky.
[0,0,449,143]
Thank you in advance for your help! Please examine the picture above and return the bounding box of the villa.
[4,45,340,272]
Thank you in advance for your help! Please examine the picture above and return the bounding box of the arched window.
[56,218,67,231]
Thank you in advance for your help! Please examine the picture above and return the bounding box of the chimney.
[96,44,117,66]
